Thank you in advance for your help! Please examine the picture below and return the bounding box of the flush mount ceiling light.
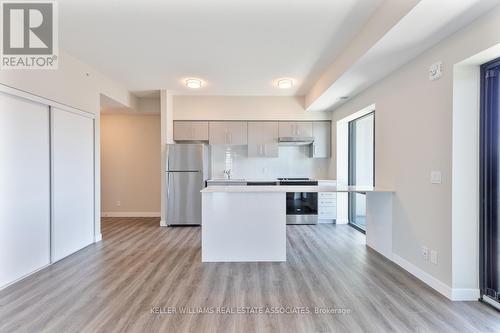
[277,78,294,89]
[185,78,202,89]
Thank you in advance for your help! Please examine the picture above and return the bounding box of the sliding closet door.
[0,92,51,288]
[51,108,94,261]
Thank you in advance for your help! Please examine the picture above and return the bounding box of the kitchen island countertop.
[201,185,393,193]
[201,185,394,263]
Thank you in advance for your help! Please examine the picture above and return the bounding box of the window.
[348,112,374,232]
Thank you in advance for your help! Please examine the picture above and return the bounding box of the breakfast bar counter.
[201,185,394,263]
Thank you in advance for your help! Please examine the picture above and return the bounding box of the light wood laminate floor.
[0,218,498,333]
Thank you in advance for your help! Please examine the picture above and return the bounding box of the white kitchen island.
[201,185,394,262]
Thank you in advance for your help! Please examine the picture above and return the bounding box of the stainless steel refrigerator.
[165,144,210,225]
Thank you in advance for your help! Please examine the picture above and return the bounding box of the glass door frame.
[479,57,500,307]
[348,111,375,233]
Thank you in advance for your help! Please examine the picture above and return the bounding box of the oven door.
[286,192,318,224]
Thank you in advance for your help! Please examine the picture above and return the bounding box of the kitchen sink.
[206,179,246,186]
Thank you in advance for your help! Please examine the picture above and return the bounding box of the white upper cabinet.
[209,121,248,145]
[279,121,313,138]
[311,121,331,158]
[174,121,209,141]
[247,122,279,157]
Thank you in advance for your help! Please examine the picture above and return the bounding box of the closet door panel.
[52,108,94,261]
[0,92,50,288]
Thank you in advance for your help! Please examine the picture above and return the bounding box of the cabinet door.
[0,92,51,288]
[174,121,209,141]
[248,122,279,157]
[318,192,337,220]
[209,121,247,145]
[312,121,331,158]
[296,122,313,137]
[279,122,313,137]
[227,122,247,145]
[52,108,94,262]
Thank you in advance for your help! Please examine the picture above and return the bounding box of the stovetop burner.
[278,178,318,186]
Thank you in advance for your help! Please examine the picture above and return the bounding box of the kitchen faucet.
[223,169,232,180]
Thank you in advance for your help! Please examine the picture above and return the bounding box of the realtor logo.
[1,1,58,69]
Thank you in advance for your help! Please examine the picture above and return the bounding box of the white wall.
[173,95,335,180]
[0,50,136,114]
[101,114,161,216]
[137,97,161,114]
[211,146,330,180]
[173,96,331,120]
[330,5,500,296]
[160,90,174,226]
[450,43,500,298]
[0,50,136,241]
[160,94,335,225]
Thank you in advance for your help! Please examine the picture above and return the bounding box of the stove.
[277,178,318,186]
[277,178,318,225]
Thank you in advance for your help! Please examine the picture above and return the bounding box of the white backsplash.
[211,145,331,179]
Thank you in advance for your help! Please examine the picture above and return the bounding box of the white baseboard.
[94,233,102,242]
[101,212,160,217]
[451,288,480,301]
[392,254,480,301]
[0,263,50,292]
[160,219,167,227]
[392,254,453,299]
[335,218,349,224]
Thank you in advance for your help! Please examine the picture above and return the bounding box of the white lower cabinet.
[318,181,337,222]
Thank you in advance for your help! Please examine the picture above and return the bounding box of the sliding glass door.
[348,112,374,232]
[480,58,500,308]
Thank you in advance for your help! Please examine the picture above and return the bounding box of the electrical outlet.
[422,246,429,261]
[430,250,438,264]
[116,200,121,207]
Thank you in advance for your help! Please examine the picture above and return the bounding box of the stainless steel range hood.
[278,136,314,146]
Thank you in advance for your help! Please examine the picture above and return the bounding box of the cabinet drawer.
[318,209,337,215]
[319,212,336,219]
[319,192,336,198]
[319,205,336,212]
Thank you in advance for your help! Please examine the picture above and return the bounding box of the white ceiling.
[306,0,500,111]
[58,0,383,96]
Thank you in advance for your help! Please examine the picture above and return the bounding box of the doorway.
[348,112,375,232]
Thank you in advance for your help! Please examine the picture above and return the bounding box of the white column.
[366,192,393,260]
[160,90,174,226]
